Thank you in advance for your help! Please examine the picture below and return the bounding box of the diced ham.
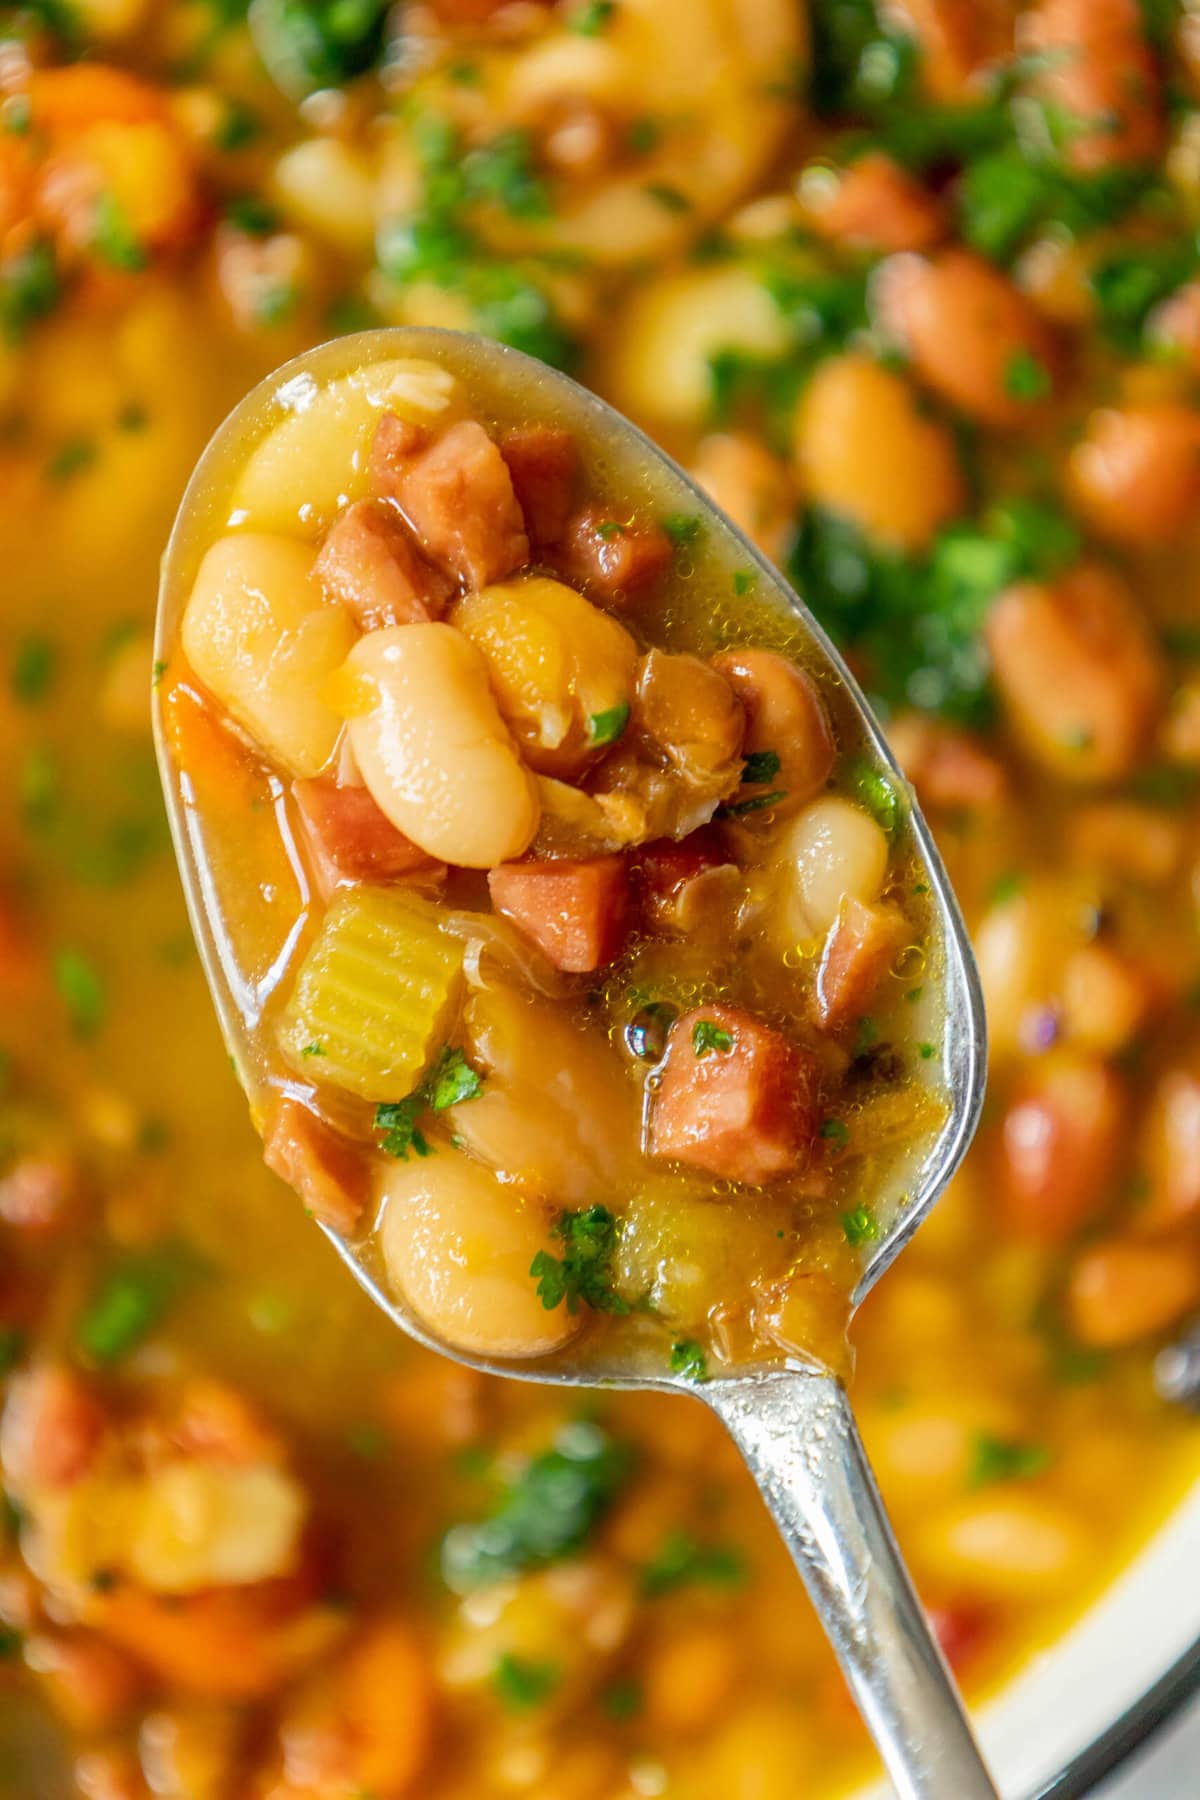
[815,897,908,1032]
[293,778,438,884]
[315,499,454,630]
[171,1378,285,1468]
[0,1363,105,1491]
[501,425,579,545]
[649,1004,820,1185]
[262,1096,369,1236]
[370,414,529,590]
[636,829,737,932]
[552,506,673,604]
[488,856,631,973]
[0,1153,81,1232]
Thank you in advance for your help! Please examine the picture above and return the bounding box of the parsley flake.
[91,193,147,273]
[1004,348,1051,402]
[55,949,105,1039]
[492,1653,561,1712]
[692,1019,734,1057]
[569,0,615,30]
[970,1433,1052,1488]
[662,512,702,547]
[742,749,782,784]
[374,1045,484,1158]
[841,1203,878,1246]
[640,1529,747,1597]
[11,635,56,706]
[589,702,630,747]
[669,1339,709,1382]
[531,1205,628,1315]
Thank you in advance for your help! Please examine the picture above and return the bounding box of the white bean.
[180,532,354,778]
[379,1152,579,1359]
[780,795,889,937]
[340,623,540,868]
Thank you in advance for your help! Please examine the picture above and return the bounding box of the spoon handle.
[707,1370,1000,1800]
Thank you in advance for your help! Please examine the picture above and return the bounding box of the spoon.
[153,327,992,1800]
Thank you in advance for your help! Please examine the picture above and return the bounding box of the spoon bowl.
[154,327,992,1797]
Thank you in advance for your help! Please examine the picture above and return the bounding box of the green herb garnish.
[441,1420,634,1590]
[692,1019,734,1057]
[589,703,630,747]
[55,949,105,1039]
[569,0,615,31]
[91,193,147,273]
[742,749,782,784]
[640,1529,747,1597]
[1003,348,1051,402]
[821,1118,850,1148]
[531,1205,628,1315]
[970,1433,1052,1488]
[375,1045,483,1158]
[492,1653,561,1712]
[662,512,702,546]
[732,568,755,596]
[841,1203,878,1246]
[11,635,56,706]
[849,759,901,835]
[77,1244,204,1364]
[669,1339,709,1383]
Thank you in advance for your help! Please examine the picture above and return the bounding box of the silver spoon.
[153,327,993,1800]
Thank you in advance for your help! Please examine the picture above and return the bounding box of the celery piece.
[278,888,464,1101]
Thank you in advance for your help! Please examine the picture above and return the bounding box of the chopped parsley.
[841,1203,878,1246]
[742,749,782,784]
[374,1045,484,1159]
[589,702,630,746]
[225,195,281,238]
[0,239,60,343]
[91,193,147,273]
[970,1433,1052,1488]
[595,519,627,540]
[917,1042,936,1060]
[55,949,105,1039]
[441,1419,635,1590]
[732,568,756,596]
[300,1041,325,1058]
[251,0,391,94]
[720,788,788,817]
[0,1328,25,1376]
[1003,348,1052,402]
[46,439,97,484]
[152,659,168,688]
[639,1529,747,1597]
[848,759,901,835]
[77,1243,204,1365]
[212,97,262,152]
[531,1205,628,1315]
[11,635,56,706]
[669,1339,709,1383]
[645,182,691,213]
[492,1653,561,1712]
[569,0,615,31]
[662,512,702,547]
[692,1019,734,1057]
[602,1678,644,1721]
[463,129,551,222]
[821,1117,850,1148]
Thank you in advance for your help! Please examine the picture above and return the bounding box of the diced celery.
[278,888,464,1101]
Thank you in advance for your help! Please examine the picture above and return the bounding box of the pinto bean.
[1023,0,1162,173]
[1068,1237,1200,1346]
[799,152,945,252]
[1059,942,1151,1056]
[997,1054,1126,1242]
[649,1004,820,1186]
[371,415,529,589]
[711,648,835,817]
[794,352,965,551]
[689,432,797,563]
[985,564,1164,782]
[262,1095,369,1235]
[1067,403,1200,545]
[314,498,454,629]
[488,856,632,973]
[874,249,1060,427]
[1140,1063,1200,1229]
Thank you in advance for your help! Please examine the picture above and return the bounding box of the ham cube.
[488,856,631,973]
[501,425,579,545]
[262,1096,368,1236]
[1,1364,105,1491]
[371,414,529,589]
[650,1004,819,1185]
[553,506,672,604]
[636,828,738,933]
[315,499,454,629]
[815,897,908,1032]
[293,778,437,883]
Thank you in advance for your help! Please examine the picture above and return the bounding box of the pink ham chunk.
[501,425,579,545]
[815,897,908,1033]
[315,499,454,629]
[292,778,438,884]
[370,414,529,589]
[552,505,673,605]
[649,1004,820,1185]
[262,1096,369,1236]
[489,856,631,973]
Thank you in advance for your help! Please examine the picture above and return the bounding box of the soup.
[1,1,1198,1796]
[161,330,945,1381]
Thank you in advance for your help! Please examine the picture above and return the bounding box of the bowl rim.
[1034,1630,1200,1798]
